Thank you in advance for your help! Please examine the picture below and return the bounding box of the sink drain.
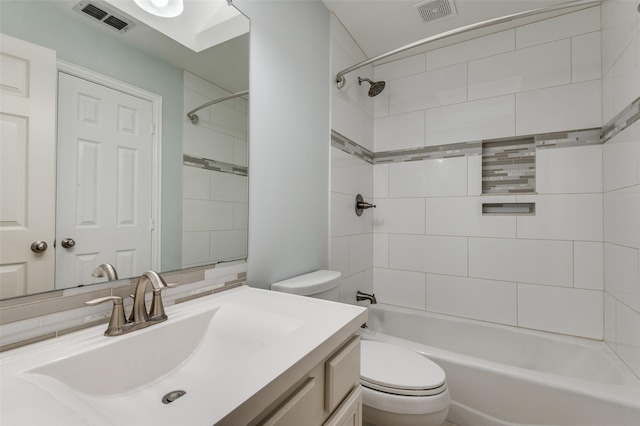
[162,390,186,404]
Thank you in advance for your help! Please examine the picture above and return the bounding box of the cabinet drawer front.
[325,336,360,413]
[259,377,317,426]
[323,385,362,426]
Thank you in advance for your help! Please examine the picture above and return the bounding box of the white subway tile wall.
[517,283,603,339]
[332,5,612,341]
[515,6,601,49]
[574,242,604,291]
[329,3,640,368]
[468,39,570,100]
[426,275,518,326]
[515,80,602,135]
[426,30,515,71]
[373,7,604,338]
[424,95,516,146]
[182,71,248,268]
[604,47,640,373]
[330,14,375,304]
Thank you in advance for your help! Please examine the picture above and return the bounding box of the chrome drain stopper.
[162,390,186,404]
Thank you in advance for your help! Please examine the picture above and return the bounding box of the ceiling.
[47,0,599,92]
[322,0,600,64]
[49,0,249,93]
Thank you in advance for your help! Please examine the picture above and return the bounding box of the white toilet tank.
[270,270,341,301]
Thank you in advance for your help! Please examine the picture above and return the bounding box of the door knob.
[31,241,48,253]
[61,238,76,249]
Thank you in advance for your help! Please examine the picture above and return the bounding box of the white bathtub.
[360,304,640,426]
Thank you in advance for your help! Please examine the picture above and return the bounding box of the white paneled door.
[0,34,57,298]
[56,72,153,288]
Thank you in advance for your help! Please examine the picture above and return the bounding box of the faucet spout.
[92,263,119,281]
[131,271,170,324]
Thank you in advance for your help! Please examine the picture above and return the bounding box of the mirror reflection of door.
[0,34,56,298]
[55,72,154,288]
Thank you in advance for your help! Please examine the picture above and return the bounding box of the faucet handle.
[148,284,176,319]
[85,296,126,337]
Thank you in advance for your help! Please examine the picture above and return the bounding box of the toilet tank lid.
[270,270,342,295]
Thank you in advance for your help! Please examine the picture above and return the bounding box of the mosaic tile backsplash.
[0,261,247,352]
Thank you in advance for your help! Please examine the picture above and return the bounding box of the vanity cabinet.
[0,286,367,426]
[255,336,362,426]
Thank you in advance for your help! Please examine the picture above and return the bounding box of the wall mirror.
[0,0,249,300]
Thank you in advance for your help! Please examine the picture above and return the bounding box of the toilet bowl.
[270,270,450,426]
[360,340,450,426]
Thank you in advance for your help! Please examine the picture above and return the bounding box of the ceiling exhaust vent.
[414,0,457,24]
[72,1,135,33]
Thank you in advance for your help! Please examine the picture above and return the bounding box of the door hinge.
[151,123,156,135]
[150,218,155,230]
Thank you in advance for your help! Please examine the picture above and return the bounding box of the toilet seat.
[360,340,447,397]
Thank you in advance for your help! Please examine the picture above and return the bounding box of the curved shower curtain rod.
[335,0,600,88]
[187,89,249,124]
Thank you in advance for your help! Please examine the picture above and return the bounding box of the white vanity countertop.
[0,285,367,425]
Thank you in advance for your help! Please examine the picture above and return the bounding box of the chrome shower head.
[358,77,386,97]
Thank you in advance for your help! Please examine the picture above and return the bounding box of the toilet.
[271,270,451,426]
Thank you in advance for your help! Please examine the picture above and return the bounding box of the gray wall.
[235,0,331,288]
[0,1,183,271]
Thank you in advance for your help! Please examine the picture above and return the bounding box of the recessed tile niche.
[482,137,536,194]
[482,137,536,215]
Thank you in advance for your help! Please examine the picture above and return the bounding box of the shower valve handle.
[355,194,376,216]
[357,201,376,209]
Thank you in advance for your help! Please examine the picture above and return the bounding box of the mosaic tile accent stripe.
[331,130,374,164]
[183,155,248,177]
[332,98,640,165]
[482,138,536,194]
[332,128,602,166]
[601,96,640,143]
[375,141,482,163]
[535,128,601,149]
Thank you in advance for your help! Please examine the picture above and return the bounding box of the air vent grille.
[81,3,108,20]
[103,15,128,31]
[72,1,135,33]
[414,0,457,23]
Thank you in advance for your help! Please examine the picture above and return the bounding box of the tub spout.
[356,290,377,304]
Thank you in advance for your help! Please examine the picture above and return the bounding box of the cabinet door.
[323,386,362,426]
[325,336,360,412]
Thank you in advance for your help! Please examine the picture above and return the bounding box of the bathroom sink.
[1,286,366,426]
[21,300,303,424]
[28,303,302,397]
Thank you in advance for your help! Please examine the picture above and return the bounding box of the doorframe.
[56,59,163,271]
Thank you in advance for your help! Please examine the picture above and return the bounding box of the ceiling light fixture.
[134,0,184,17]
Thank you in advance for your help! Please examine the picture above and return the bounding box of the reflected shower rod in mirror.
[187,89,249,124]
[335,0,600,89]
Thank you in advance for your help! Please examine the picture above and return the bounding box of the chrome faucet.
[85,271,176,337]
[356,290,377,304]
[92,263,119,281]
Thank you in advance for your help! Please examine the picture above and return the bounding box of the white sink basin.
[29,304,302,396]
[0,285,367,426]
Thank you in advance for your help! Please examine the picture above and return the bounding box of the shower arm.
[335,0,600,89]
[187,89,249,124]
